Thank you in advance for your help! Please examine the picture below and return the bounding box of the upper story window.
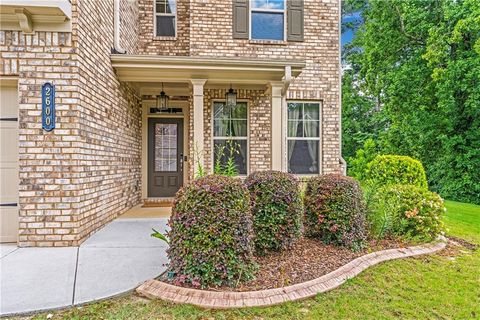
[155,0,176,37]
[233,0,304,42]
[287,101,321,175]
[250,0,285,41]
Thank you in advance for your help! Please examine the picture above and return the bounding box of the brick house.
[0,0,342,247]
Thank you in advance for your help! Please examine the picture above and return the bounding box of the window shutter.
[287,0,304,41]
[233,0,249,39]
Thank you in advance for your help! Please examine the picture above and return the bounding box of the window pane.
[214,140,247,175]
[166,0,176,13]
[287,102,302,121]
[303,121,319,137]
[231,102,247,119]
[288,120,303,137]
[213,118,229,136]
[304,103,320,121]
[213,102,247,137]
[252,12,284,40]
[288,140,319,174]
[156,1,165,14]
[155,123,177,172]
[156,16,175,37]
[252,0,285,10]
[156,0,176,13]
[213,102,229,119]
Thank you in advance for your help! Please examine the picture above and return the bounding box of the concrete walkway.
[0,214,170,316]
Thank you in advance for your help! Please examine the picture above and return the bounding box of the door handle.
[180,153,183,172]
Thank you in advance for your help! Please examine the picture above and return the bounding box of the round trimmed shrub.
[244,171,302,254]
[304,174,367,249]
[365,155,428,189]
[370,184,445,241]
[167,175,256,288]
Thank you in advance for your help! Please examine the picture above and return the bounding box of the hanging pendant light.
[225,84,237,109]
[156,82,169,111]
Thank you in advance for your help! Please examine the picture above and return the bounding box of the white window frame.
[249,0,286,41]
[211,100,250,176]
[154,0,177,38]
[285,100,323,176]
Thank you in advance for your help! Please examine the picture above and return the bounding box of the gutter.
[113,0,126,54]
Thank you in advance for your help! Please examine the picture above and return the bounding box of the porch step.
[142,198,174,208]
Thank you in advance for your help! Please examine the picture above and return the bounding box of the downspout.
[338,3,346,175]
[113,0,126,54]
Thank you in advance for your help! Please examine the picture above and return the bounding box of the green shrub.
[244,171,302,254]
[370,184,445,241]
[365,155,428,189]
[348,138,380,181]
[304,174,367,249]
[167,175,256,288]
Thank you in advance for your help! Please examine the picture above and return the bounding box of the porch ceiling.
[110,55,306,85]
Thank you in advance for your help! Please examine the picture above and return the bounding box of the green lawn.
[24,201,480,320]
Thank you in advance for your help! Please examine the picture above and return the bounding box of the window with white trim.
[287,102,321,174]
[155,0,176,37]
[250,0,285,41]
[213,101,248,175]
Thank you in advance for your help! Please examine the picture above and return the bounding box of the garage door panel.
[0,207,18,243]
[0,166,18,203]
[1,126,18,163]
[1,82,19,243]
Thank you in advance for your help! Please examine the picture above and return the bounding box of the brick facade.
[0,0,340,246]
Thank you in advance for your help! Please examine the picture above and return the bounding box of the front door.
[148,118,184,197]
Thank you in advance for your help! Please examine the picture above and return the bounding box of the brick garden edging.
[136,237,447,308]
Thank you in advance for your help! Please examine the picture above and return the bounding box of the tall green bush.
[244,171,302,255]
[366,155,428,189]
[370,184,445,241]
[304,174,367,250]
[167,175,256,288]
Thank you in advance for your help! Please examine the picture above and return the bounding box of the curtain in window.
[288,106,300,162]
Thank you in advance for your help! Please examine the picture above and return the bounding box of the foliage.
[342,0,480,204]
[214,140,239,177]
[304,174,367,250]
[151,228,169,244]
[167,175,256,288]
[193,142,206,179]
[347,138,379,181]
[370,184,446,241]
[244,171,303,255]
[365,155,428,189]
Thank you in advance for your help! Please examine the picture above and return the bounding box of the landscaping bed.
[158,236,409,291]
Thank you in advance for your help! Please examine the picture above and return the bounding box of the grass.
[21,201,480,320]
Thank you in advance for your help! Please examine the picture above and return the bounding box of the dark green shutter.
[287,0,304,41]
[233,0,249,39]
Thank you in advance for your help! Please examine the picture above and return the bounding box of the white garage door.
[0,82,19,243]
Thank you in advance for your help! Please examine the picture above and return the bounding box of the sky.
[341,11,362,48]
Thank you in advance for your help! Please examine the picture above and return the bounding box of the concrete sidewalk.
[0,217,170,316]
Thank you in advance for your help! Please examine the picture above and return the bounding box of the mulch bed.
[159,237,411,292]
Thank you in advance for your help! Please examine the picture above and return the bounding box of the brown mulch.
[231,237,408,291]
[160,237,411,292]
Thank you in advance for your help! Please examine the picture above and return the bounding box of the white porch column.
[269,81,284,171]
[190,79,207,176]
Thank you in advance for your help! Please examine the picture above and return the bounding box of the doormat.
[142,199,174,208]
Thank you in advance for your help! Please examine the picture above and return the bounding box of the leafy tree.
[342,0,480,204]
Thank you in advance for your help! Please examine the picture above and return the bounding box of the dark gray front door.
[148,118,184,197]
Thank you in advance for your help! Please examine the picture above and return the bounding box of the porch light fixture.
[156,83,169,111]
[225,84,237,109]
